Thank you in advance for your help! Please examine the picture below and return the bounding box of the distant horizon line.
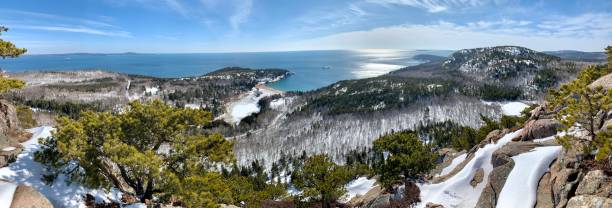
[20,47,606,56]
[21,49,452,56]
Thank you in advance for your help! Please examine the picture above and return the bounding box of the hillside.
[5,67,290,117]
[232,46,589,167]
[390,46,588,100]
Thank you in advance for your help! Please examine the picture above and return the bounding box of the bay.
[0,50,451,91]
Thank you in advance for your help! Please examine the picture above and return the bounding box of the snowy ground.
[0,126,121,208]
[482,101,530,116]
[0,181,17,208]
[417,129,522,208]
[496,146,561,208]
[501,102,529,116]
[437,153,467,177]
[339,177,377,203]
[222,86,281,125]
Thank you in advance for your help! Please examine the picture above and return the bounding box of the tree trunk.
[140,178,155,203]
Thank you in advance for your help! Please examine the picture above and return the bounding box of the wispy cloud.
[102,0,189,17]
[536,13,612,38]
[0,9,131,38]
[281,13,612,51]
[14,25,131,37]
[0,9,116,28]
[366,0,489,12]
[162,0,189,17]
[229,0,253,32]
[295,3,369,33]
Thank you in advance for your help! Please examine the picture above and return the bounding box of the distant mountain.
[543,50,606,62]
[442,46,560,80]
[390,46,587,99]
[412,54,447,62]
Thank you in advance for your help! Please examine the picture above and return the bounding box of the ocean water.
[0,50,451,91]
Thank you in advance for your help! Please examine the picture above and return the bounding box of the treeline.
[301,76,457,115]
[9,97,104,118]
[297,75,538,116]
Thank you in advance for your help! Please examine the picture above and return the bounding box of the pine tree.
[548,46,612,160]
[0,26,26,92]
[36,100,235,206]
[291,154,352,208]
[373,131,437,189]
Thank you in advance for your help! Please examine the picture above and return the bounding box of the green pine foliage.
[415,121,477,151]
[0,26,26,93]
[302,76,456,114]
[291,154,353,208]
[548,46,612,160]
[372,131,438,189]
[13,98,104,118]
[35,100,236,206]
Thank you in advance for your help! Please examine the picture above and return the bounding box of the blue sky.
[1,0,610,54]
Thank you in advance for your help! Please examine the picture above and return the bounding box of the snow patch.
[532,136,555,143]
[184,103,202,109]
[1,147,16,152]
[269,98,286,110]
[145,86,159,95]
[124,203,147,208]
[438,153,467,176]
[224,87,276,125]
[482,101,530,116]
[340,177,377,203]
[501,102,529,116]
[0,181,17,208]
[496,146,562,208]
[0,126,121,208]
[418,129,522,208]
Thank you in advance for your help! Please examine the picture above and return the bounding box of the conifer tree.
[373,131,437,189]
[548,46,612,160]
[291,154,352,208]
[36,100,235,205]
[0,26,26,92]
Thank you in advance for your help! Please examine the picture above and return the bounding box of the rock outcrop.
[514,119,563,141]
[0,146,23,168]
[575,170,611,197]
[10,185,53,208]
[590,73,612,90]
[347,185,385,207]
[0,100,31,168]
[475,141,554,208]
[566,195,611,208]
[470,168,484,187]
[364,194,391,208]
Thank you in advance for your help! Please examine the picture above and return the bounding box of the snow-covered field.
[223,86,280,124]
[482,101,530,116]
[496,146,561,208]
[418,129,522,208]
[0,126,121,208]
[501,102,530,116]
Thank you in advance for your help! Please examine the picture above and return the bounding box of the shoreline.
[256,83,284,95]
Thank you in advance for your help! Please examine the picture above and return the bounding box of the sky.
[0,0,610,54]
